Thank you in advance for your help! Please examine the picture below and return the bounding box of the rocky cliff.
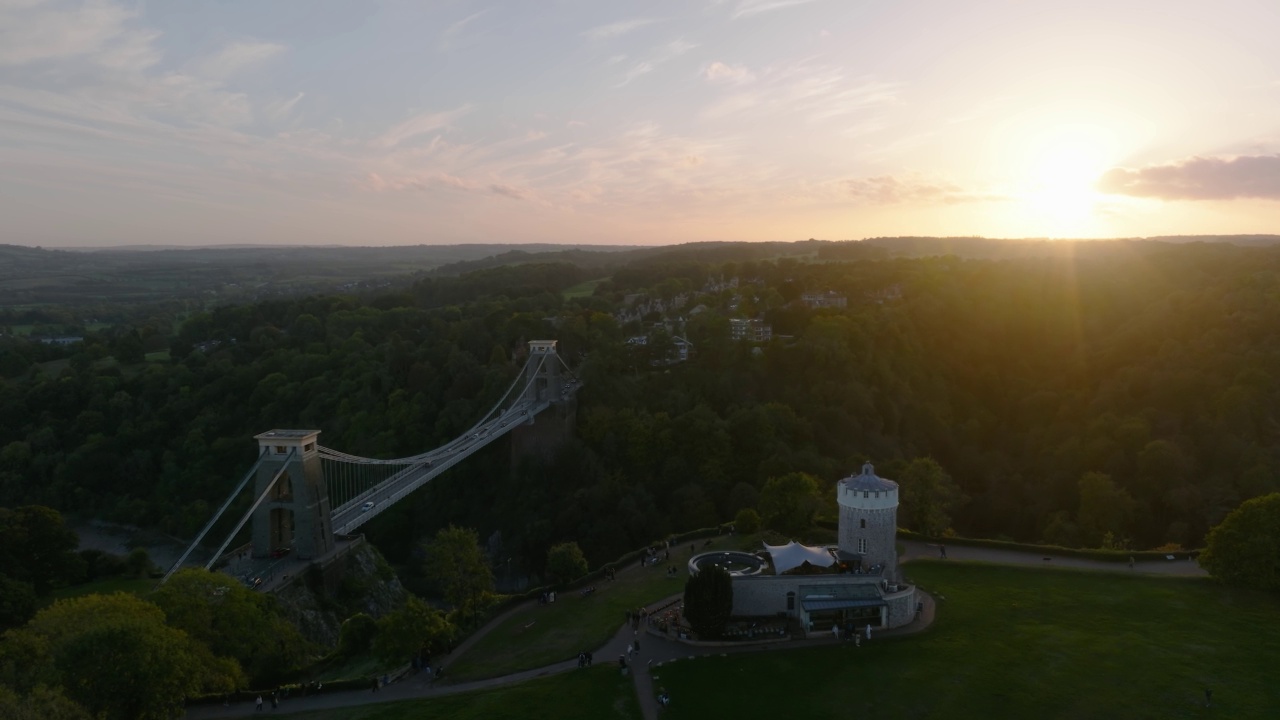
[273,540,408,647]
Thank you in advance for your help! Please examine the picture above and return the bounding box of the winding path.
[185,541,1205,719]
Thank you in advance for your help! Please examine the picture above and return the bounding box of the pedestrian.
[255,695,263,711]
[586,651,593,666]
[271,692,278,710]
[634,637,640,654]
[1205,688,1213,707]
[1129,556,1135,570]
[855,633,861,648]
[832,625,840,640]
[940,545,947,559]
[371,677,379,692]
[626,642,634,658]
[865,624,872,641]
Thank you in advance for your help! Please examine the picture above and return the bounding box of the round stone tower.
[837,463,899,580]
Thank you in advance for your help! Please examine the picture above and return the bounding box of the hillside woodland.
[1,240,1278,574]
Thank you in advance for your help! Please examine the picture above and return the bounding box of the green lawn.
[48,576,155,602]
[652,561,1280,719]
[448,535,754,680]
[286,665,639,720]
[562,277,608,299]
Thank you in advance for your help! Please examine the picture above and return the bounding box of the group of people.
[538,590,558,604]
[252,690,281,711]
[576,651,594,667]
[625,607,647,631]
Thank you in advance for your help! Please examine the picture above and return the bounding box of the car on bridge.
[360,501,375,512]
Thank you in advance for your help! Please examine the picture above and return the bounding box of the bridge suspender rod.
[203,449,297,571]
[159,449,267,585]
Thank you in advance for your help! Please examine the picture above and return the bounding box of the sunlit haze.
[3,0,1279,247]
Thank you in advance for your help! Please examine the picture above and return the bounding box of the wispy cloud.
[616,39,696,87]
[583,18,658,41]
[373,105,473,149]
[1097,154,1280,200]
[704,61,755,84]
[700,60,901,125]
[843,175,1006,205]
[439,8,492,51]
[196,40,285,79]
[264,92,305,123]
[729,0,828,20]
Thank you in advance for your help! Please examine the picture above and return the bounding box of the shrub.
[683,565,733,639]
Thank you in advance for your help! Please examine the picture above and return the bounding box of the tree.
[733,508,761,534]
[0,574,38,630]
[337,613,378,658]
[0,685,92,720]
[1076,472,1136,548]
[0,506,82,594]
[125,548,153,577]
[151,568,306,686]
[545,542,589,585]
[0,592,235,720]
[757,472,824,535]
[683,565,733,639]
[1200,493,1280,592]
[371,596,453,665]
[422,526,494,612]
[897,458,966,537]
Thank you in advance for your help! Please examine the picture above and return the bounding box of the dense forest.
[1,239,1278,576]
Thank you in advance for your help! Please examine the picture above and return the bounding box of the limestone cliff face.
[273,540,408,647]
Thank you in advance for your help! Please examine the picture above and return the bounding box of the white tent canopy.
[763,541,836,574]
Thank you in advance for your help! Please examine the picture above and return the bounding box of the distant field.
[654,561,1280,719]
[562,277,608,298]
[48,576,154,602]
[286,665,639,720]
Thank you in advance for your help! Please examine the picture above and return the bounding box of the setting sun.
[1010,123,1120,234]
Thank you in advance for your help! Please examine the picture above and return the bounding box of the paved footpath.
[187,540,1197,718]
[899,540,1208,576]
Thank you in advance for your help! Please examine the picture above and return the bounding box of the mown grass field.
[562,277,608,298]
[652,561,1280,719]
[447,534,755,680]
[287,665,639,720]
[48,576,155,602]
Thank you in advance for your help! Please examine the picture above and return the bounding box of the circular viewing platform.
[689,550,768,577]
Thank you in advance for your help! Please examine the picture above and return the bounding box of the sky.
[2,0,1279,248]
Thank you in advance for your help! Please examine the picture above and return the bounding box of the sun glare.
[1005,122,1121,235]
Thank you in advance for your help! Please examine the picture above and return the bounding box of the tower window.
[274,445,287,454]
[863,491,868,498]
[858,538,867,553]
[860,519,866,529]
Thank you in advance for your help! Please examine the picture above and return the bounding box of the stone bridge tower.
[252,430,333,560]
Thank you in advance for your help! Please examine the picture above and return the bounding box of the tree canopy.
[422,526,494,612]
[1200,492,1280,592]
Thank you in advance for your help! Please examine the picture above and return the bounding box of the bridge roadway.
[329,379,579,535]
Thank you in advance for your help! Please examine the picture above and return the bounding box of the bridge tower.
[252,430,334,560]
[524,340,563,404]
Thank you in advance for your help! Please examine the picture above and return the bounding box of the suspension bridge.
[162,340,576,584]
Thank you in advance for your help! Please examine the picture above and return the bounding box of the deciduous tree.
[1200,493,1280,592]
[423,526,494,612]
[545,542,589,585]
